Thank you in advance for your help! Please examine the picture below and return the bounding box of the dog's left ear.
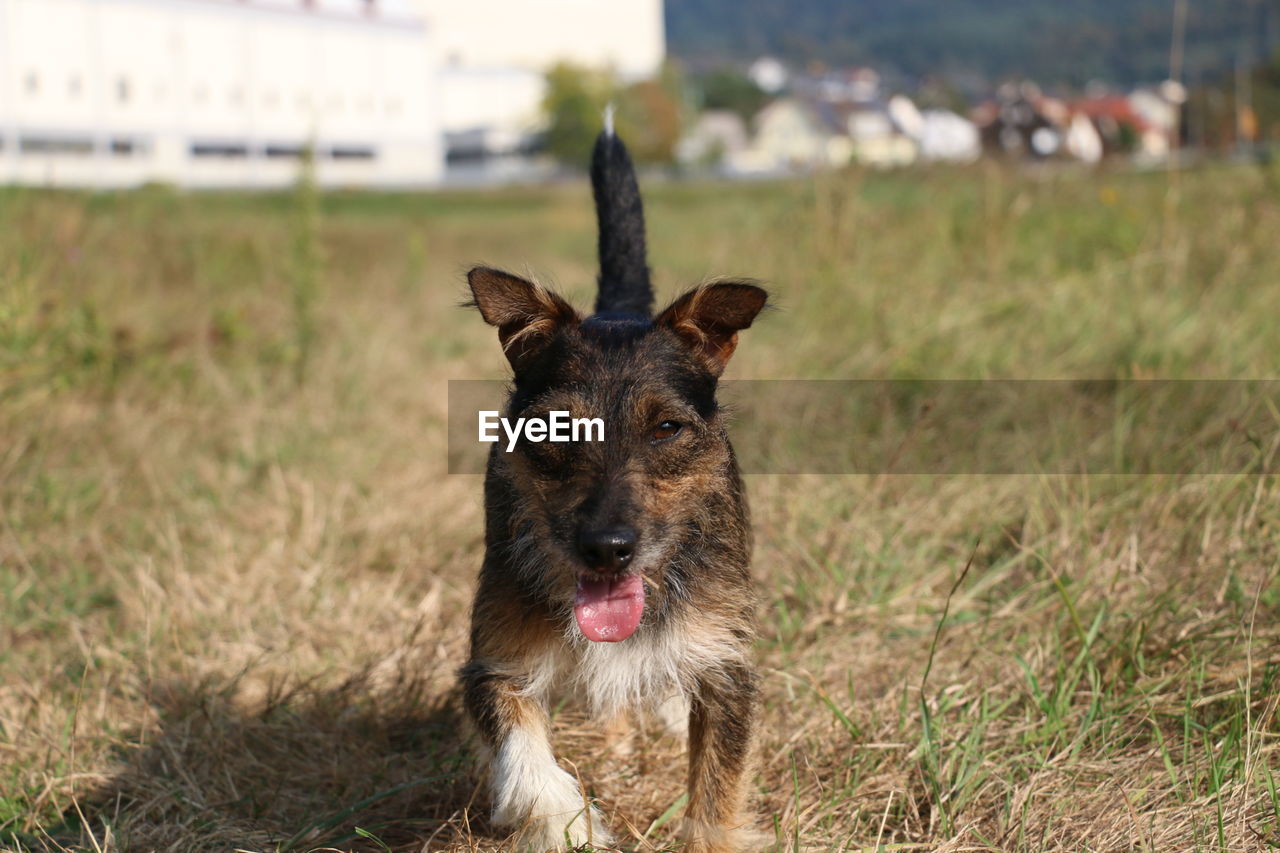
[467,267,581,372]
[655,281,768,376]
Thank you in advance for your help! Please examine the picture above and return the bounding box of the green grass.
[1,162,1279,851]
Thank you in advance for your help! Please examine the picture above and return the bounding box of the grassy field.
[2,162,1279,852]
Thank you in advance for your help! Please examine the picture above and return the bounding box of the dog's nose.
[576,526,638,572]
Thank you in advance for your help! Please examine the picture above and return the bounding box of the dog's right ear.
[467,267,581,372]
[655,281,767,377]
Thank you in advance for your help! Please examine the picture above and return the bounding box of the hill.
[665,0,1279,87]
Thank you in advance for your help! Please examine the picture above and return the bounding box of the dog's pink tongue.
[574,574,645,642]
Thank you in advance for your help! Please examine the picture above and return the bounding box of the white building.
[0,0,443,188]
[420,0,665,163]
[422,0,662,78]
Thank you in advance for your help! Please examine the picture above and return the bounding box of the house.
[793,67,884,105]
[740,98,849,172]
[781,71,921,169]
[915,109,982,163]
[1064,112,1104,164]
[973,83,1067,159]
[1070,85,1182,162]
[973,80,1182,164]
[0,0,443,188]
[675,110,749,170]
[840,99,916,168]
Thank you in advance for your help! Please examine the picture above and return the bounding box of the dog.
[459,125,766,853]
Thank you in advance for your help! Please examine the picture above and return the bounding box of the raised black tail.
[590,128,653,317]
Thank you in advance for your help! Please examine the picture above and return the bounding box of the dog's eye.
[651,420,683,442]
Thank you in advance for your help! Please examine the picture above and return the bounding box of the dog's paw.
[493,758,612,851]
[682,818,767,853]
[510,804,612,851]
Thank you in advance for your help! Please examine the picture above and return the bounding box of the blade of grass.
[278,774,455,852]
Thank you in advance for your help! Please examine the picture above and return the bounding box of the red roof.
[1069,97,1153,132]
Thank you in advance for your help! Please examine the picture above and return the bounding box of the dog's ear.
[467,267,581,372]
[655,281,767,376]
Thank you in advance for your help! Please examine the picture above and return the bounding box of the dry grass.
[2,164,1280,852]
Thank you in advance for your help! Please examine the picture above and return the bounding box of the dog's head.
[468,267,766,643]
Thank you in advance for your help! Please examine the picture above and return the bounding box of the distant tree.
[615,62,688,164]
[1184,51,1280,150]
[914,77,971,115]
[542,63,613,167]
[1253,52,1280,143]
[1185,84,1235,150]
[543,61,686,167]
[1115,120,1139,152]
[697,67,768,122]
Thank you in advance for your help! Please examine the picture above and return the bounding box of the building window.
[265,144,305,159]
[20,135,94,156]
[116,77,131,104]
[110,137,149,157]
[191,141,249,158]
[69,75,82,98]
[330,145,376,160]
[24,71,39,95]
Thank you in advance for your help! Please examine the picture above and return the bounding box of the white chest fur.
[518,618,742,721]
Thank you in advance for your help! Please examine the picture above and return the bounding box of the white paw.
[511,803,611,851]
[491,729,612,851]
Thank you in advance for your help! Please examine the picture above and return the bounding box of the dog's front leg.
[684,665,759,853]
[461,662,611,851]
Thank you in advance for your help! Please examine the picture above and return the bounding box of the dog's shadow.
[70,665,488,852]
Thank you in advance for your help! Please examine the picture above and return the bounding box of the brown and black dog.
[460,127,767,852]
